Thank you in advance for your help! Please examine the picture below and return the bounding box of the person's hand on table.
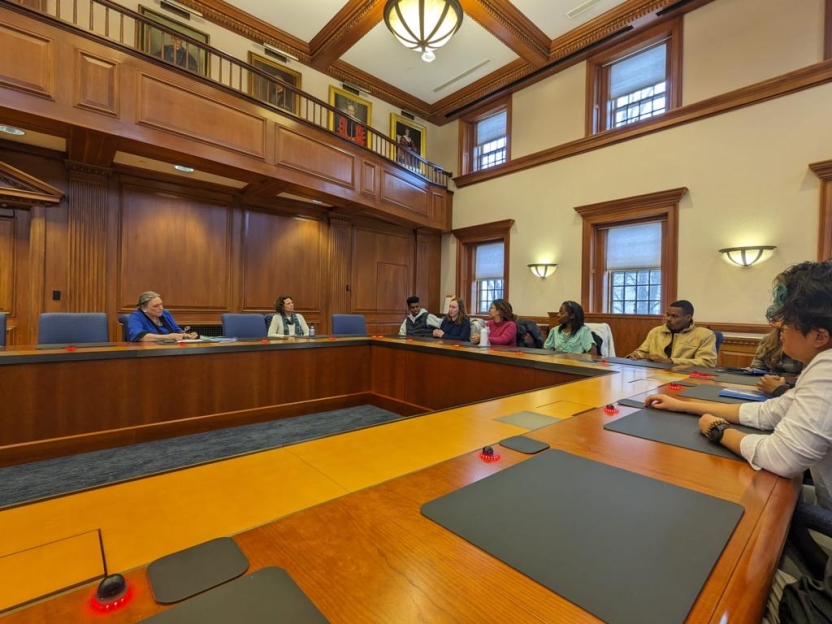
[757,374,786,394]
[644,393,685,412]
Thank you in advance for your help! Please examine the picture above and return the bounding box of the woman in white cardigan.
[268,295,309,337]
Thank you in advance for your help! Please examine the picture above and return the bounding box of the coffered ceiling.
[180,0,702,124]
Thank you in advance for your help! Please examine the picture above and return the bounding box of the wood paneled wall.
[0,147,441,345]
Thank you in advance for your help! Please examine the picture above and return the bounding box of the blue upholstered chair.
[221,313,267,338]
[38,312,109,344]
[264,313,274,331]
[0,312,6,347]
[713,330,725,354]
[331,314,367,336]
[117,314,130,341]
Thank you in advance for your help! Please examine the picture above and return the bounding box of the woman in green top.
[543,300,598,354]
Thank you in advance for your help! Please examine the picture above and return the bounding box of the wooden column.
[415,229,441,314]
[809,159,832,260]
[65,162,110,312]
[328,215,352,317]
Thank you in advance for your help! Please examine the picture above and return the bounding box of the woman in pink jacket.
[472,298,517,345]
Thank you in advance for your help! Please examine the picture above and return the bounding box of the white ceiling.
[226,0,629,105]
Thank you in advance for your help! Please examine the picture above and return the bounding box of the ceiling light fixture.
[528,263,558,279]
[0,125,26,136]
[718,245,776,267]
[173,165,195,173]
[383,0,463,63]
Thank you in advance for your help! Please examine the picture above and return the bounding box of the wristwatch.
[704,419,731,443]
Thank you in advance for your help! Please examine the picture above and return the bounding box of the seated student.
[268,295,309,337]
[751,326,804,397]
[398,295,442,337]
[127,291,198,342]
[543,300,597,354]
[642,261,832,623]
[432,297,471,341]
[471,298,517,345]
[626,299,717,367]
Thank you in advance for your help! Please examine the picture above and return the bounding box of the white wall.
[443,0,829,323]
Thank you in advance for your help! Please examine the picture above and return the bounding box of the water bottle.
[479,324,490,347]
[309,324,316,337]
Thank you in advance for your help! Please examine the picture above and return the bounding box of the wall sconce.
[718,245,776,267]
[528,263,557,278]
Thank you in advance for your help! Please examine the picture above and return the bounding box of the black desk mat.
[605,408,767,460]
[422,450,743,624]
[500,435,549,454]
[679,384,752,404]
[140,567,328,623]
[602,356,674,369]
[713,372,764,387]
[148,537,249,604]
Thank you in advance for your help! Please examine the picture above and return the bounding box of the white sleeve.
[267,315,281,337]
[399,320,407,336]
[427,314,442,329]
[739,355,832,478]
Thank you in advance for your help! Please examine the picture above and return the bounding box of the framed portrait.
[137,6,210,77]
[390,114,426,160]
[328,86,372,147]
[248,52,302,115]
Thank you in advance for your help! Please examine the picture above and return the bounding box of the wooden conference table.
[0,337,799,623]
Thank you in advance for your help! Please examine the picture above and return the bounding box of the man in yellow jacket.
[626,300,717,367]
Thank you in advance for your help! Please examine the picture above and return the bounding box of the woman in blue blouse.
[432,297,471,341]
[127,291,198,342]
[543,300,597,354]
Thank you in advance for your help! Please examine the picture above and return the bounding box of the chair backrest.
[713,330,725,354]
[222,313,267,338]
[331,314,367,335]
[584,322,616,357]
[38,313,109,344]
[264,313,274,330]
[117,314,130,341]
[591,331,603,355]
[0,312,6,347]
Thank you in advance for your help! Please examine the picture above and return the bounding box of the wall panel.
[118,184,233,311]
[0,23,53,98]
[241,210,324,312]
[352,225,413,313]
[0,217,14,314]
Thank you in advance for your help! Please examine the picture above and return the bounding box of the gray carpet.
[0,405,403,509]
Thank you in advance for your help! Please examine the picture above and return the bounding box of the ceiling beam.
[461,0,550,66]
[308,0,386,71]
[67,128,118,168]
[242,178,290,199]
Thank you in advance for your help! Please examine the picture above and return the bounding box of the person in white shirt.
[643,260,832,623]
[268,295,309,337]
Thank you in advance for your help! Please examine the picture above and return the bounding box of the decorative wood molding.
[809,158,832,260]
[308,0,385,71]
[826,0,832,60]
[574,187,687,218]
[451,218,514,242]
[67,173,108,311]
[462,0,550,66]
[67,127,118,169]
[455,59,832,187]
[0,160,64,208]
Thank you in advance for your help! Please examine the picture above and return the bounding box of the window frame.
[458,96,512,176]
[585,18,682,136]
[452,219,514,313]
[574,188,686,315]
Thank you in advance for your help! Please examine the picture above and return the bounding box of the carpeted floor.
[0,405,403,509]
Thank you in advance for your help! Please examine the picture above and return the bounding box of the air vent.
[342,83,361,96]
[400,110,415,120]
[159,0,201,19]
[566,0,603,19]
[433,58,492,93]
[264,48,288,63]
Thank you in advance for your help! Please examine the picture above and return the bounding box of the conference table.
[0,337,799,623]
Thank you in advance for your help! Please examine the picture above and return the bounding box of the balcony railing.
[5,0,450,187]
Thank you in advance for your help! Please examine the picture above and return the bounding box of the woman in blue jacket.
[126,291,198,342]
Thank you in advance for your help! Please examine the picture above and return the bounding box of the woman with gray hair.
[126,291,198,342]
